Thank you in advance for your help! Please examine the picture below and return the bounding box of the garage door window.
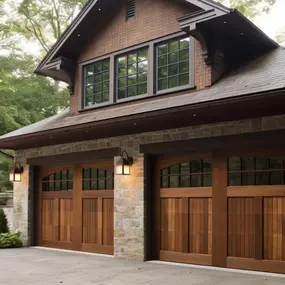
[228,156,285,186]
[82,168,114,190]
[42,169,73,191]
[161,159,212,188]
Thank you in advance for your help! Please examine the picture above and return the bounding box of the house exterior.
[1,0,285,274]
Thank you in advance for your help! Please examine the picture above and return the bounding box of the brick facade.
[70,0,212,115]
[11,114,285,259]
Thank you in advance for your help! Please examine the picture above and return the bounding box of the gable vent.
[126,0,136,20]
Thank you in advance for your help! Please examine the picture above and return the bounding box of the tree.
[219,0,276,19]
[1,0,87,53]
[276,27,285,44]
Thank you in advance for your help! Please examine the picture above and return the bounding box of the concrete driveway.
[0,248,284,285]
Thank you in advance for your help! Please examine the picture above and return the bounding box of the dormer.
[35,0,277,116]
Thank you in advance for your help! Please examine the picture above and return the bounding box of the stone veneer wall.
[11,114,285,259]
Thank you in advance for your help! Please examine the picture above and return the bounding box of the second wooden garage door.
[38,161,114,255]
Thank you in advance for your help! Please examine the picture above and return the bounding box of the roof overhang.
[1,88,285,150]
[35,0,278,88]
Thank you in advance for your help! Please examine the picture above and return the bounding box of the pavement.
[0,248,285,285]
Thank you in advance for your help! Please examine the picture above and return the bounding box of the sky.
[255,0,285,41]
[9,0,285,56]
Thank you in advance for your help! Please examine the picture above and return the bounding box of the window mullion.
[148,42,154,96]
[110,55,115,104]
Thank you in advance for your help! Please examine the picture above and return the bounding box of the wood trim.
[72,165,82,251]
[97,198,103,246]
[254,197,263,260]
[160,188,212,198]
[154,157,161,259]
[81,190,114,199]
[182,198,189,253]
[212,152,227,267]
[81,244,113,255]
[227,186,285,197]
[227,257,285,274]
[41,241,74,251]
[160,251,212,266]
[41,192,73,199]
[27,148,120,166]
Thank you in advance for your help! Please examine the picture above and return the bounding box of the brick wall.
[70,0,212,115]
[13,114,285,258]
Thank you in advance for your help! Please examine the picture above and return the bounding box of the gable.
[35,0,277,94]
[79,0,199,62]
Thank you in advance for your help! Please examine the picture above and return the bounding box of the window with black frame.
[83,59,110,107]
[156,37,190,92]
[160,159,212,188]
[116,49,148,100]
[228,156,285,186]
[42,169,73,192]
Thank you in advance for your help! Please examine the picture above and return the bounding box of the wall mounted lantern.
[9,162,24,182]
[116,151,133,175]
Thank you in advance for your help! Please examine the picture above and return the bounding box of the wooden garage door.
[226,154,285,273]
[157,154,213,266]
[156,151,285,273]
[38,162,114,255]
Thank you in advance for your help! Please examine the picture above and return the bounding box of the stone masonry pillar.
[114,154,145,260]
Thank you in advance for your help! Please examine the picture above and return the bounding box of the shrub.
[0,208,9,234]
[0,232,23,248]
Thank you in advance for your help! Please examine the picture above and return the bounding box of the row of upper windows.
[83,37,191,108]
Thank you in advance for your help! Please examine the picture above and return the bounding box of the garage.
[38,160,114,255]
[154,149,285,273]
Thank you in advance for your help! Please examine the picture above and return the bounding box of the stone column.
[13,164,30,246]
[114,154,145,261]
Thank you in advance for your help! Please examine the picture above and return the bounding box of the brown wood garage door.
[38,161,114,255]
[156,151,285,274]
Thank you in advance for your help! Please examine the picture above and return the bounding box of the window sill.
[79,85,196,113]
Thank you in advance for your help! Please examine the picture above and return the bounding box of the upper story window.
[156,37,190,92]
[84,59,110,107]
[116,49,148,100]
[81,34,193,110]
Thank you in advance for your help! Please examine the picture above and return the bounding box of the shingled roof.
[1,47,284,143]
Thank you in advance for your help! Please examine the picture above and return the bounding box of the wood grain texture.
[59,199,73,242]
[228,198,255,258]
[39,163,114,255]
[212,153,227,267]
[263,197,285,261]
[82,199,98,244]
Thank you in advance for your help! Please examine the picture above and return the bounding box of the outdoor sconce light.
[9,162,24,182]
[116,151,133,175]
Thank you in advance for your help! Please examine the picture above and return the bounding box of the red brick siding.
[70,0,212,115]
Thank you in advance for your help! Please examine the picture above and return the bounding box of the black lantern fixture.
[116,151,133,175]
[9,162,24,182]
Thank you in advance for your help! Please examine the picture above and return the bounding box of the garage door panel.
[189,198,212,255]
[264,197,285,261]
[228,198,255,259]
[41,199,54,241]
[59,199,73,243]
[82,198,98,244]
[103,198,114,246]
[161,198,184,252]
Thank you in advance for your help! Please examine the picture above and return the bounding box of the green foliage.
[0,232,23,248]
[276,27,285,44]
[0,208,9,234]
[1,0,88,53]
[219,0,276,19]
